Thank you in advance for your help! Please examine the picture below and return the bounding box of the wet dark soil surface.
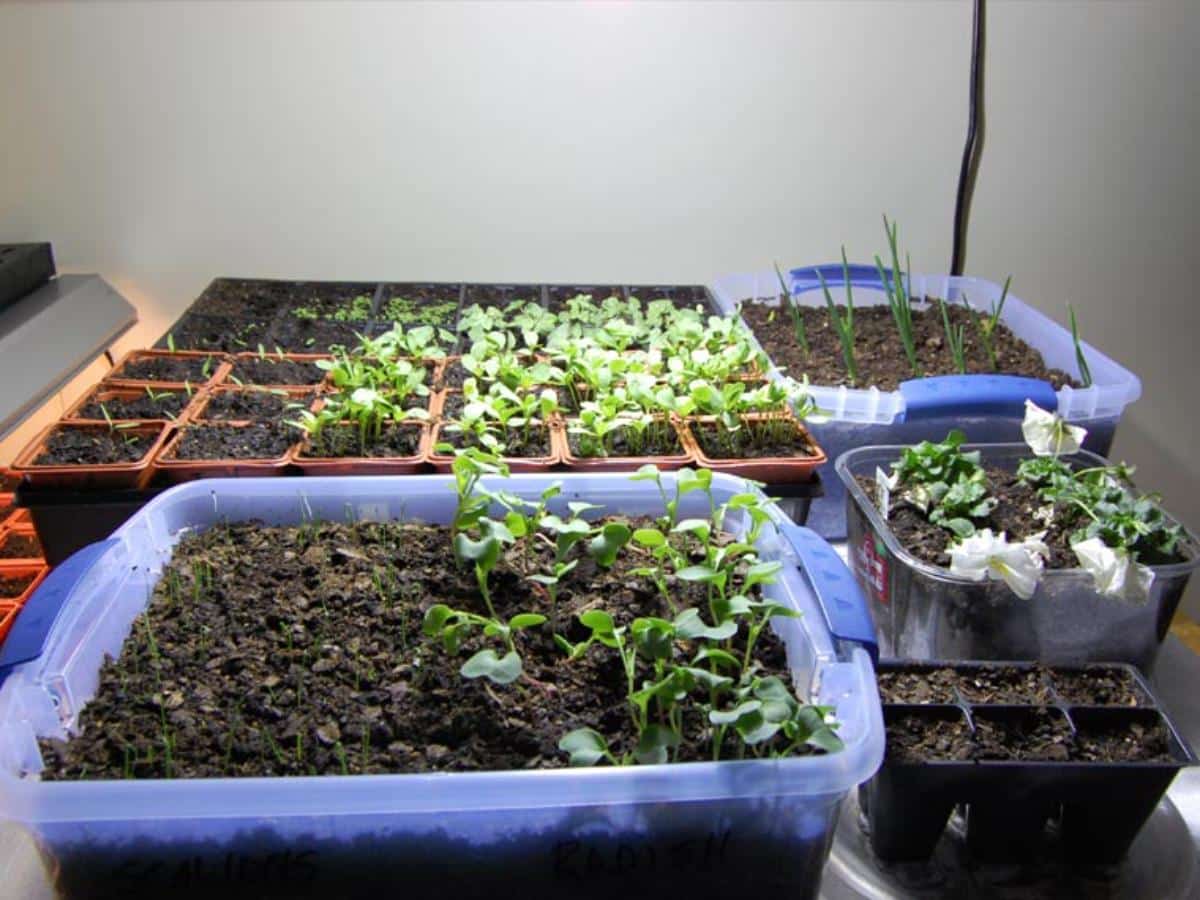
[0,532,42,559]
[200,390,314,422]
[877,667,958,704]
[231,357,326,386]
[972,709,1073,762]
[691,420,816,460]
[267,317,362,353]
[741,300,1076,391]
[192,279,309,319]
[300,425,424,459]
[0,572,36,598]
[1050,667,1148,707]
[35,428,151,465]
[957,666,1056,706]
[437,425,551,459]
[38,519,803,779]
[566,424,684,459]
[885,711,973,762]
[859,466,1082,569]
[118,355,220,384]
[77,392,189,421]
[169,424,297,461]
[465,285,542,308]
[1072,717,1174,762]
[162,313,271,353]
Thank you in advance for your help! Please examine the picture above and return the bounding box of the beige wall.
[1,0,1197,605]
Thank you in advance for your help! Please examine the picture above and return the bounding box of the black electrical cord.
[950,0,985,275]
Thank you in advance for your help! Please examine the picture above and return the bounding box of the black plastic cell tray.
[0,243,55,314]
[865,660,1196,865]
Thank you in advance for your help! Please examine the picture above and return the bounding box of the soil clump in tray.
[877,667,957,704]
[0,532,42,559]
[957,666,1055,706]
[0,573,36,598]
[35,428,150,466]
[301,425,424,459]
[77,393,188,421]
[691,421,815,460]
[1051,667,1147,707]
[885,711,973,762]
[119,356,219,383]
[201,390,313,422]
[438,426,552,458]
[567,425,683,459]
[169,424,296,460]
[231,357,325,386]
[971,709,1073,761]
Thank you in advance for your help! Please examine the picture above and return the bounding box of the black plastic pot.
[0,243,55,313]
[864,661,1195,865]
[15,484,164,565]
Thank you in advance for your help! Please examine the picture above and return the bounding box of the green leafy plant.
[938,297,968,374]
[887,430,995,537]
[1069,304,1093,388]
[874,215,920,376]
[964,276,1010,371]
[773,262,808,356]
[816,248,857,384]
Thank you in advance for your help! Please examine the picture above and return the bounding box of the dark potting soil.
[566,424,684,459]
[35,428,151,466]
[200,390,314,422]
[885,711,973,762]
[37,519,802,780]
[690,420,816,460]
[438,425,551,459]
[877,667,958,704]
[168,424,297,461]
[301,425,424,460]
[77,391,189,421]
[231,357,326,386]
[192,278,304,319]
[956,666,1055,706]
[0,532,42,559]
[163,313,271,354]
[266,317,361,353]
[971,709,1073,762]
[1072,717,1174,762]
[0,572,36,598]
[1050,667,1148,707]
[740,300,1076,392]
[118,355,220,384]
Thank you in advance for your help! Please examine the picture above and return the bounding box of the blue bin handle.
[787,262,899,296]
[898,374,1058,421]
[777,521,878,663]
[0,539,120,673]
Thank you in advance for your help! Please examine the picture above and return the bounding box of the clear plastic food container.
[837,443,1199,671]
[710,266,1141,538]
[0,473,883,899]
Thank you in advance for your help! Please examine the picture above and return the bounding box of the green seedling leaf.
[634,723,681,765]
[579,609,616,635]
[422,604,454,635]
[631,617,675,661]
[742,560,783,591]
[633,527,667,548]
[460,649,522,685]
[676,565,720,583]
[709,699,763,726]
[509,613,547,630]
[559,727,612,767]
[692,645,742,670]
[674,608,738,641]
[587,522,632,567]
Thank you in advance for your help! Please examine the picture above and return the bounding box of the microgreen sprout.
[965,275,1009,371]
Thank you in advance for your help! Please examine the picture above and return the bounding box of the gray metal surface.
[0,275,137,440]
[821,634,1200,898]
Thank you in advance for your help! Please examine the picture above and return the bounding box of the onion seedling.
[773,262,809,355]
[816,248,858,384]
[1069,304,1093,387]
[874,215,920,376]
[937,296,968,374]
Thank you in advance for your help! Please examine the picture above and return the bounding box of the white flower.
[948,529,1049,600]
[1022,400,1087,457]
[875,467,898,517]
[1072,537,1155,605]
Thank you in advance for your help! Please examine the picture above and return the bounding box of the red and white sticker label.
[853,533,890,605]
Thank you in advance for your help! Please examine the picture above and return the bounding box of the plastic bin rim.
[836,442,1200,583]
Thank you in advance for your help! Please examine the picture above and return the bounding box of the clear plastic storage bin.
[710,266,1141,538]
[0,473,883,900]
[837,444,1199,671]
